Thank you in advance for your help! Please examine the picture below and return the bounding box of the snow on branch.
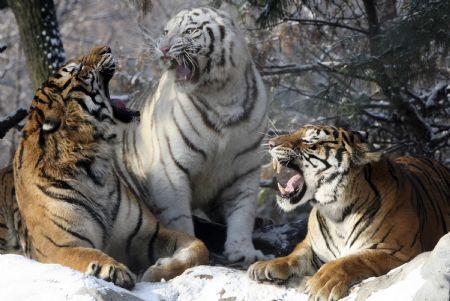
[261,62,343,76]
[283,18,369,35]
[0,108,28,139]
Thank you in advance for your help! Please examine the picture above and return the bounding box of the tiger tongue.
[285,174,304,193]
[175,63,192,81]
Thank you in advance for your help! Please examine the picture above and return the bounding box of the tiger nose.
[268,140,276,150]
[160,46,170,55]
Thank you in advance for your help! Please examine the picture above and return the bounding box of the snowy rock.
[0,255,306,301]
[344,232,450,301]
[0,254,150,301]
[135,266,307,301]
[1,234,449,301]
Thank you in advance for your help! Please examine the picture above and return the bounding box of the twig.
[283,18,369,35]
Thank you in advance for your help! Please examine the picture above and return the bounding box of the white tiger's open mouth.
[166,57,200,83]
[273,158,307,205]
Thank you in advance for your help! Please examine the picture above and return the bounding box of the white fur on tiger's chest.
[310,212,374,263]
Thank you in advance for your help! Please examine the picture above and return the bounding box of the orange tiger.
[0,165,23,254]
[249,124,450,300]
[12,45,208,289]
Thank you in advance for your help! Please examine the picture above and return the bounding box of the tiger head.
[268,125,381,212]
[23,45,139,144]
[151,7,248,92]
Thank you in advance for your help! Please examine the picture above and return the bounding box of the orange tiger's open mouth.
[273,158,307,204]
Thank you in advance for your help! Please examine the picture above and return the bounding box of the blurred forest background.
[0,0,448,224]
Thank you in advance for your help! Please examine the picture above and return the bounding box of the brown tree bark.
[6,0,65,90]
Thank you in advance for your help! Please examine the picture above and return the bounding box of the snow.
[0,254,306,301]
[343,262,427,301]
[0,254,154,301]
[0,251,437,301]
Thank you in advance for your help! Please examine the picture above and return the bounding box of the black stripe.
[147,222,160,263]
[347,164,381,247]
[37,184,107,234]
[204,27,215,73]
[49,217,96,248]
[176,99,201,136]
[44,234,73,248]
[34,247,47,258]
[224,65,259,126]
[172,107,207,159]
[165,133,190,176]
[110,175,122,224]
[229,41,236,67]
[219,25,226,41]
[188,96,219,133]
[76,159,103,186]
[386,159,400,187]
[126,202,143,255]
[316,212,338,258]
[0,223,6,229]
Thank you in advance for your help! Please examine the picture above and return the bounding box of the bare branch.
[283,18,369,35]
[0,108,28,139]
[261,64,328,76]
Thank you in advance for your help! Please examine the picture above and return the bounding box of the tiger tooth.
[277,183,286,195]
[276,161,282,174]
[272,158,277,170]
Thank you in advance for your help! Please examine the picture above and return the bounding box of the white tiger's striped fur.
[116,7,269,263]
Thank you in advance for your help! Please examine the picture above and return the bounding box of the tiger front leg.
[40,246,136,289]
[141,226,208,282]
[306,250,404,301]
[150,172,195,235]
[220,171,267,265]
[248,239,315,283]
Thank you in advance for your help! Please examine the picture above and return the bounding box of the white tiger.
[115,7,269,263]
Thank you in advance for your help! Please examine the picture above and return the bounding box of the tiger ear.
[351,130,369,142]
[352,142,381,165]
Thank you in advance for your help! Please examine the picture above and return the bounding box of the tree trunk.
[6,0,65,90]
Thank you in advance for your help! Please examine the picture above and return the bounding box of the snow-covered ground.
[0,254,306,301]
[1,233,448,301]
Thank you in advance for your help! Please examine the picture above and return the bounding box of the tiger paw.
[248,256,296,283]
[86,261,136,290]
[224,239,270,266]
[141,257,183,282]
[306,264,351,301]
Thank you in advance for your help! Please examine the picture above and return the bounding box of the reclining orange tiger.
[2,45,208,289]
[249,124,450,300]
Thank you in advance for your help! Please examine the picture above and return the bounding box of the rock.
[344,233,450,301]
[413,233,450,301]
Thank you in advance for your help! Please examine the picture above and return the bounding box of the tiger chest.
[310,216,372,263]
